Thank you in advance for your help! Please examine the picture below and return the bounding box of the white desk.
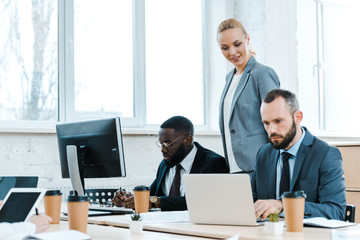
[52,200,360,240]
[62,212,360,240]
[49,221,217,240]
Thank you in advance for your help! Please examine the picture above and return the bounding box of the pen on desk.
[35,208,39,215]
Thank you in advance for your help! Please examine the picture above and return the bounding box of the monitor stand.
[66,145,85,196]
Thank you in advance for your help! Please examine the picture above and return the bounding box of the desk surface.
[55,202,360,240]
[49,221,216,240]
[50,219,360,240]
[66,213,360,240]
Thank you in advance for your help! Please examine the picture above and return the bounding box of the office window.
[0,0,58,122]
[71,0,134,120]
[1,0,208,129]
[145,0,204,125]
[298,0,360,133]
[321,0,360,132]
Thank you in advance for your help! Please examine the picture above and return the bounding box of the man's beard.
[164,143,187,168]
[270,120,297,149]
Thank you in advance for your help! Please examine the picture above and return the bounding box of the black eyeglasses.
[155,136,181,149]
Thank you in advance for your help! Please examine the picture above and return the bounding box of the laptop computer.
[0,188,46,223]
[0,176,39,200]
[183,174,263,226]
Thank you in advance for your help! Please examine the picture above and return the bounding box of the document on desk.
[128,210,190,223]
[303,217,356,228]
[24,230,90,240]
[332,228,360,239]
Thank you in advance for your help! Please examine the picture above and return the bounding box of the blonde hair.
[217,18,256,56]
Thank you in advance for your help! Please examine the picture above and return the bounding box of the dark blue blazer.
[150,142,229,211]
[251,128,346,220]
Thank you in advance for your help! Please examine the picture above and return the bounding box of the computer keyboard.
[88,205,134,215]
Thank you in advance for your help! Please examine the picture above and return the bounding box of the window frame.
[59,0,147,127]
[61,0,206,128]
[314,0,360,134]
[0,0,227,134]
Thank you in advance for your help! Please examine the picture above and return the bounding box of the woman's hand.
[28,215,52,233]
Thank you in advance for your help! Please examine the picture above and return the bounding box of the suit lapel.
[156,163,169,195]
[189,143,204,173]
[290,128,314,191]
[230,56,257,116]
[219,68,236,134]
[220,69,236,103]
[268,149,279,199]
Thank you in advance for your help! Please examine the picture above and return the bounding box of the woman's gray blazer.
[219,56,280,172]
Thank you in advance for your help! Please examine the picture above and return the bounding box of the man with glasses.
[112,116,229,211]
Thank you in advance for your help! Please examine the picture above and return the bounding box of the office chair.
[0,176,39,200]
[345,204,356,223]
[85,188,118,206]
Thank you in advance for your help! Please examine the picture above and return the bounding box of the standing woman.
[217,18,280,173]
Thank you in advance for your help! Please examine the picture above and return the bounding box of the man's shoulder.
[307,136,341,161]
[192,142,229,173]
[257,143,275,156]
[194,142,224,160]
[303,129,339,153]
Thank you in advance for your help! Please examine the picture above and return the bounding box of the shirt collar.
[179,144,197,173]
[280,127,306,157]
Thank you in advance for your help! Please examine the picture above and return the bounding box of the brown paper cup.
[282,191,306,232]
[133,185,150,213]
[44,190,62,224]
[67,195,89,233]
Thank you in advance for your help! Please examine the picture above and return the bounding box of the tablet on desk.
[0,188,46,223]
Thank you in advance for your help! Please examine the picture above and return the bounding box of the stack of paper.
[303,217,356,228]
[24,230,90,240]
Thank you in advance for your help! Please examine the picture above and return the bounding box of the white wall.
[0,132,224,192]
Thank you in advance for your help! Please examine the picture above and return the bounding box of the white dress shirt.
[162,144,197,196]
[223,73,243,173]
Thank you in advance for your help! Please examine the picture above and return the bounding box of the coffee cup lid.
[45,190,62,196]
[67,195,89,202]
[133,185,150,191]
[281,190,307,199]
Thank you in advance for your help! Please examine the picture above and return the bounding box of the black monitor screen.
[56,117,126,194]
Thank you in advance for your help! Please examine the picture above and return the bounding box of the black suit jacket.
[150,142,229,211]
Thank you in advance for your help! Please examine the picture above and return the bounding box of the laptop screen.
[0,192,41,223]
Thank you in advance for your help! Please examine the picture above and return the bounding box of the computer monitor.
[56,117,126,196]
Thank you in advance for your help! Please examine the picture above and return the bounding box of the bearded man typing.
[251,89,346,220]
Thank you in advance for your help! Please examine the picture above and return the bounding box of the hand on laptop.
[112,189,133,207]
[28,215,52,233]
[254,199,283,221]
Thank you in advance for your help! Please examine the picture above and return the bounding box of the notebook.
[24,230,90,240]
[183,174,263,226]
[0,188,46,223]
